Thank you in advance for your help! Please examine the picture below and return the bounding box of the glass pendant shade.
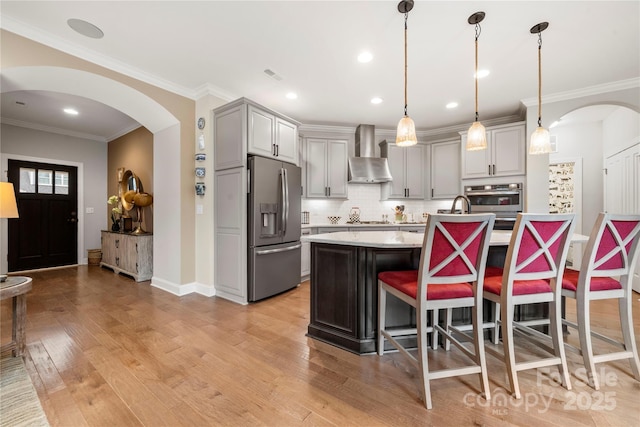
[396,116,417,147]
[529,126,551,154]
[466,121,487,151]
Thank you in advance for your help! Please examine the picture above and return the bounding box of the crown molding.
[521,77,640,107]
[106,124,144,142]
[1,17,198,100]
[1,116,107,142]
[193,83,236,103]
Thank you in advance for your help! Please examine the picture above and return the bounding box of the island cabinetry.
[308,242,420,354]
[305,138,348,198]
[380,141,426,200]
[460,122,525,179]
[214,98,300,170]
[430,138,461,199]
[100,231,152,282]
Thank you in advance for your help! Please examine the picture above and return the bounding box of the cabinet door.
[275,118,298,165]
[214,105,245,170]
[385,144,407,198]
[404,145,425,199]
[305,139,329,198]
[461,133,492,179]
[431,140,460,199]
[301,229,311,277]
[326,139,348,198]
[247,105,275,158]
[492,125,525,176]
[101,231,116,266]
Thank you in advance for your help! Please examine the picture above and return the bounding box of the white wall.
[549,121,604,234]
[525,84,640,213]
[603,107,640,157]
[0,123,107,269]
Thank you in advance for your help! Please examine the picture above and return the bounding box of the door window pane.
[19,168,36,193]
[38,170,53,194]
[55,171,69,195]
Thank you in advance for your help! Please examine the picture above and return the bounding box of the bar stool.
[483,213,575,399]
[561,213,640,389]
[377,213,495,409]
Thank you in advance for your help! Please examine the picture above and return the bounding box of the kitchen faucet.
[450,195,471,214]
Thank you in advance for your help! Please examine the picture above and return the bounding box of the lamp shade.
[466,121,487,151]
[0,182,19,218]
[529,126,552,154]
[396,116,417,147]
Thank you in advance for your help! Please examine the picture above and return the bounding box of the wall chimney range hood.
[348,124,393,183]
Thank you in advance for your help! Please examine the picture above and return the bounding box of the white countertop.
[302,222,425,229]
[302,230,589,248]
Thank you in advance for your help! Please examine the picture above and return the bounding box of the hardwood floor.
[2,266,639,426]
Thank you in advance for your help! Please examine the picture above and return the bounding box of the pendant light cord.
[537,31,543,127]
[403,12,408,117]
[474,23,481,122]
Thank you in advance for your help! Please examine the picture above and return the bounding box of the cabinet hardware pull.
[116,257,119,266]
[136,262,139,273]
[136,243,138,253]
[431,188,434,197]
[328,187,331,197]
[115,239,119,248]
[488,165,491,175]
[275,144,279,156]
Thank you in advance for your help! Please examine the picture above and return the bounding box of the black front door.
[7,159,78,271]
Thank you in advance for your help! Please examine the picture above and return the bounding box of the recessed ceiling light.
[63,108,79,115]
[446,102,459,109]
[474,69,490,79]
[286,92,298,100]
[67,18,104,39]
[371,97,383,104]
[358,52,373,63]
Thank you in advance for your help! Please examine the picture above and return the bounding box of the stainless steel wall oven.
[464,183,523,229]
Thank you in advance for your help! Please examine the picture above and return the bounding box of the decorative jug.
[349,207,361,223]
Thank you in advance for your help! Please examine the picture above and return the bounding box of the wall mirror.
[120,170,142,211]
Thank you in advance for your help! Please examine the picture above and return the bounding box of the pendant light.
[529,22,552,154]
[466,12,487,151]
[395,0,417,147]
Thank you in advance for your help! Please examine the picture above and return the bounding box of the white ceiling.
[0,1,638,141]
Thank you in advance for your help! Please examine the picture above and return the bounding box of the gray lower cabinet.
[101,231,153,282]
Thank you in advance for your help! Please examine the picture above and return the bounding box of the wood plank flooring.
[1,266,639,426]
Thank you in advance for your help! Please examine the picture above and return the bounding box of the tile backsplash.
[301,183,455,224]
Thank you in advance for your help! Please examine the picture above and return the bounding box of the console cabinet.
[101,231,153,282]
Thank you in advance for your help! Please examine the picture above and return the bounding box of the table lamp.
[1,182,19,282]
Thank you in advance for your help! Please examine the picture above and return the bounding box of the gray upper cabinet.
[305,138,348,199]
[430,138,461,199]
[214,98,300,171]
[460,122,525,179]
[380,141,426,200]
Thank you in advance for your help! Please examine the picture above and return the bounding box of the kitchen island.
[303,230,587,354]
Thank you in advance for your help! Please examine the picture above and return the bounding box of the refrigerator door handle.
[283,167,289,235]
[279,168,286,235]
[255,243,301,255]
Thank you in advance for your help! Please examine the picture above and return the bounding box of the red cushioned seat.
[561,268,622,292]
[483,275,552,296]
[378,270,473,300]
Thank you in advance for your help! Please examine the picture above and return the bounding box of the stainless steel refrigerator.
[248,155,302,301]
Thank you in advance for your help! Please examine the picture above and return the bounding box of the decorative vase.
[111,221,120,232]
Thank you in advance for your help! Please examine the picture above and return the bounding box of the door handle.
[256,244,302,255]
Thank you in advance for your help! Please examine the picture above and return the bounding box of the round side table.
[0,276,32,357]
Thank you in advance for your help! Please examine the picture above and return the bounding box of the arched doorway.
[1,65,183,289]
